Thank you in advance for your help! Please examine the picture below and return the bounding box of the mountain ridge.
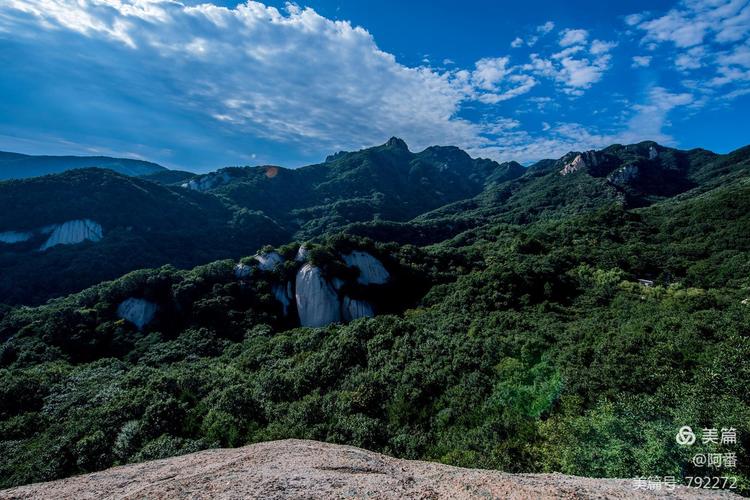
[0,151,167,180]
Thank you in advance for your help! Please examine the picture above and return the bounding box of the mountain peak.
[385,137,409,151]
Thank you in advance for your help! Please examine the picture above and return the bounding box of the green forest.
[0,140,749,494]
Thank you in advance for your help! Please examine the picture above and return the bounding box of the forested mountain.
[0,169,286,305]
[0,151,167,180]
[4,138,745,307]
[1,138,749,495]
[0,138,522,306]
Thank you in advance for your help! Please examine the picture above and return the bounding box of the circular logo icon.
[676,426,696,445]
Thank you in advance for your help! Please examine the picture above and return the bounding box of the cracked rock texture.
[0,439,739,500]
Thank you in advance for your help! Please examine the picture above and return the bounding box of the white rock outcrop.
[182,171,232,192]
[342,296,374,322]
[234,263,252,279]
[295,245,309,262]
[560,151,600,176]
[648,145,658,160]
[295,264,341,327]
[0,231,33,244]
[117,297,157,330]
[273,282,293,315]
[254,252,283,271]
[39,219,103,251]
[342,251,389,285]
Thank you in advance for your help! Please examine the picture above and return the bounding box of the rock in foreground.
[0,440,739,500]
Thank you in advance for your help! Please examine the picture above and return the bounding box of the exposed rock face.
[560,151,600,176]
[649,145,659,160]
[116,298,157,330]
[234,263,252,279]
[608,164,639,187]
[295,245,309,262]
[342,296,374,321]
[273,282,293,315]
[181,170,232,191]
[0,231,32,244]
[295,264,340,327]
[254,252,283,271]
[39,219,103,251]
[341,251,389,284]
[1,439,738,500]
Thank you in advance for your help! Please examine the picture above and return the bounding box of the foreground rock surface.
[0,440,739,500]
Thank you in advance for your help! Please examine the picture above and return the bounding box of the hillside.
[0,440,739,499]
[182,137,525,239]
[0,139,524,306]
[0,155,748,494]
[4,138,744,307]
[0,151,167,180]
[0,168,286,305]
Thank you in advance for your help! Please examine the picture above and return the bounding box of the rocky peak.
[385,137,409,151]
[560,151,600,176]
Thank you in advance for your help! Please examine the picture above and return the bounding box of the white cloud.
[559,28,589,47]
[537,21,555,34]
[511,37,524,48]
[675,46,706,70]
[474,86,694,162]
[590,39,617,55]
[632,55,653,67]
[524,34,616,94]
[638,10,709,48]
[629,1,750,100]
[0,0,491,157]
[0,0,709,168]
[472,57,511,91]
[625,13,644,26]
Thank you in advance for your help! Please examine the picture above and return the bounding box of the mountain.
[181,137,525,239]
[0,139,749,495]
[0,139,523,305]
[0,151,167,180]
[0,440,738,500]
[0,168,286,305]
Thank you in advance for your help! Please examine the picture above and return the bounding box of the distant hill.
[0,168,286,305]
[2,138,749,306]
[182,137,525,239]
[0,151,167,180]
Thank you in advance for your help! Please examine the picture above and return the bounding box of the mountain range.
[0,137,749,494]
[0,151,167,180]
[0,137,747,306]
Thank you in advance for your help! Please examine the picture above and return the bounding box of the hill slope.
[0,168,286,305]
[0,440,738,500]
[0,151,167,180]
[184,137,525,238]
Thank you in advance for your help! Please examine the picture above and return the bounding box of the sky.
[0,0,748,172]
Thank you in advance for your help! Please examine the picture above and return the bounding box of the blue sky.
[0,0,748,171]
